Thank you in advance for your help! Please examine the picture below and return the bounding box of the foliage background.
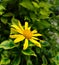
[0,0,59,65]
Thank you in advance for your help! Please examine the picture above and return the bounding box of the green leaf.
[42,55,47,65]
[39,21,50,28]
[2,51,9,58]
[36,47,40,54]
[20,0,34,10]
[11,56,21,65]
[39,2,51,8]
[32,1,39,8]
[0,4,5,10]
[11,17,19,25]
[22,49,37,57]
[27,59,33,65]
[40,9,51,19]
[1,17,8,24]
[55,0,59,5]
[0,40,16,49]
[28,41,34,47]
[0,57,10,64]
[52,52,59,65]
[0,11,4,15]
[3,12,13,17]
[41,41,50,47]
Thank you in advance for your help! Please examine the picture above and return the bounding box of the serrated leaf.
[22,49,37,57]
[0,40,16,49]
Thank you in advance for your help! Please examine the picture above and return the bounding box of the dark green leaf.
[11,56,21,65]
[42,55,47,65]
[1,17,8,24]
[3,13,13,17]
[27,59,33,65]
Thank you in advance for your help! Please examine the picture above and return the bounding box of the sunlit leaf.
[0,40,16,49]
[22,49,37,57]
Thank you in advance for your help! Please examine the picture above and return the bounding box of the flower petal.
[23,39,28,50]
[30,39,41,48]
[18,20,24,31]
[10,34,21,38]
[33,33,42,36]
[28,27,31,30]
[11,24,20,30]
[32,30,37,33]
[11,25,23,34]
[14,35,25,43]
[25,22,28,30]
[32,37,39,40]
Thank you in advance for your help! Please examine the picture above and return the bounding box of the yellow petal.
[23,39,28,50]
[11,25,23,34]
[16,29,23,34]
[33,33,42,36]
[30,39,41,48]
[10,34,21,38]
[32,37,39,40]
[32,30,37,33]
[14,35,25,43]
[25,22,28,30]
[28,27,31,30]
[18,20,24,31]
[11,24,20,29]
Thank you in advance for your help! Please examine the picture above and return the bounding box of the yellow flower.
[10,21,42,50]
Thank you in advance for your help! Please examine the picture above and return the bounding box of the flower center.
[23,29,32,39]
